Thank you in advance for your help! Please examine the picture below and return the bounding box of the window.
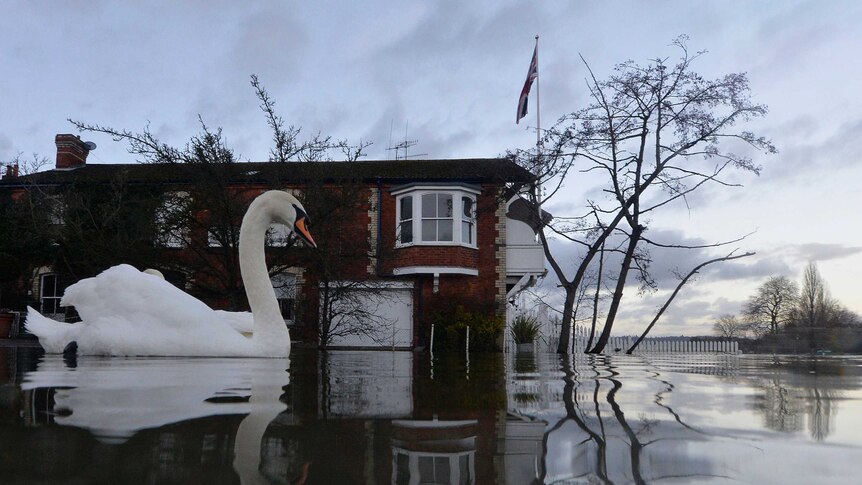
[394,186,478,248]
[271,273,297,323]
[421,193,453,242]
[155,192,189,248]
[398,196,413,244]
[461,196,474,244]
[46,195,65,226]
[40,273,63,316]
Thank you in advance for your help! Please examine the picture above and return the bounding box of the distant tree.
[827,303,862,328]
[713,314,747,339]
[743,275,798,337]
[795,261,832,352]
[512,36,773,353]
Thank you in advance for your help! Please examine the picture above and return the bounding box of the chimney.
[2,163,18,180]
[55,134,91,169]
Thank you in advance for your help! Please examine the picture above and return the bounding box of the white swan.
[25,190,316,357]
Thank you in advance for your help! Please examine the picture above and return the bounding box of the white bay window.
[394,185,478,248]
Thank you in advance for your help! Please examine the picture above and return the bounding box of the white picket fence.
[508,324,739,354]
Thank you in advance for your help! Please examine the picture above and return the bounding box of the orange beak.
[294,217,317,248]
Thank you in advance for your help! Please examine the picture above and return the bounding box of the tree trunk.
[589,225,643,353]
[556,288,576,353]
[587,245,605,350]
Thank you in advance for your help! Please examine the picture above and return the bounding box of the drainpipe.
[375,177,382,276]
[417,275,425,348]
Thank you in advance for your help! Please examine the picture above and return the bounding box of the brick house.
[1,135,547,349]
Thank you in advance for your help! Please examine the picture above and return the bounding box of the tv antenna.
[386,120,427,160]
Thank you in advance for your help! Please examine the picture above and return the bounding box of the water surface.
[1,347,860,484]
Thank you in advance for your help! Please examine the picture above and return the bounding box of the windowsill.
[396,241,478,250]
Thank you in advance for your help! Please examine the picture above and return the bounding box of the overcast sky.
[2,1,860,335]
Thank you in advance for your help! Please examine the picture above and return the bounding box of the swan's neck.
[239,195,290,348]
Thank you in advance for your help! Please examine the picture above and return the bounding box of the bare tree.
[796,261,832,352]
[513,36,774,353]
[251,76,387,347]
[713,314,747,339]
[69,75,377,346]
[743,275,798,337]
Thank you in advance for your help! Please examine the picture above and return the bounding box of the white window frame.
[40,273,63,316]
[394,186,479,249]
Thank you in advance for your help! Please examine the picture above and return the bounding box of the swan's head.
[276,192,317,249]
[291,202,317,248]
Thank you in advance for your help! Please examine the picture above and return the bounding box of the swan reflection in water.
[21,355,297,484]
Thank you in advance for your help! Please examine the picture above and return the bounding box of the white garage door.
[326,282,414,349]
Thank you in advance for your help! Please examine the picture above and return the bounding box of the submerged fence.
[509,325,740,354]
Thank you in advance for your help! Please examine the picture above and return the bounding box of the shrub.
[430,304,505,351]
[511,313,541,344]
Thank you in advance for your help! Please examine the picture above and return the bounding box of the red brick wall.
[392,246,478,268]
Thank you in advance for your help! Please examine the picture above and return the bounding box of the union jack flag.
[517,46,538,124]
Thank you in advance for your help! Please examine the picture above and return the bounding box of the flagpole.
[534,35,544,247]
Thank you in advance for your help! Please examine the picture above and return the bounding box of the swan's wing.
[25,306,80,353]
[214,310,254,334]
[58,264,254,356]
[61,264,219,331]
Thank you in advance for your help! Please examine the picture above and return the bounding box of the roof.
[1,158,535,187]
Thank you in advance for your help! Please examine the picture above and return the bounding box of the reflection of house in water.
[257,351,547,483]
[498,414,546,484]
[316,351,414,418]
[391,419,476,485]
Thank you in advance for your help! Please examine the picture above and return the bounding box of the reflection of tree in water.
[806,386,835,442]
[750,362,841,441]
[756,379,801,433]
[533,356,732,484]
[756,381,838,441]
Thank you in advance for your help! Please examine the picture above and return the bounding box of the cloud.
[782,243,862,263]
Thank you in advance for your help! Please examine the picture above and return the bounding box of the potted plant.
[511,313,540,352]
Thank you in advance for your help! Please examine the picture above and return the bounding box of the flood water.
[1,347,861,484]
